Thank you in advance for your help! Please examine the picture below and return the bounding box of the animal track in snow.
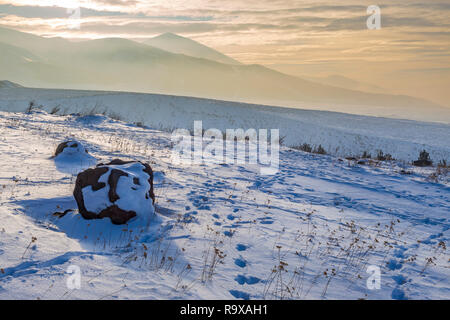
[229,290,250,300]
[235,275,261,285]
[234,258,247,268]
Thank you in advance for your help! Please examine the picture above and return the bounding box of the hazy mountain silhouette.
[0,80,22,88]
[144,32,241,65]
[0,26,446,116]
[303,74,388,94]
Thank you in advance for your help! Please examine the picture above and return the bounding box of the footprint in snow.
[235,275,261,285]
[236,244,247,251]
[224,231,234,237]
[392,274,408,285]
[386,259,403,271]
[391,287,407,300]
[229,290,250,300]
[234,258,247,268]
[393,246,407,259]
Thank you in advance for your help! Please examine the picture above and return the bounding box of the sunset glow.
[1,0,449,106]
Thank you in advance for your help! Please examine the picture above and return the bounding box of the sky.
[0,0,449,106]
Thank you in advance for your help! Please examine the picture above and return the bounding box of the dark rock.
[54,140,89,157]
[73,159,155,225]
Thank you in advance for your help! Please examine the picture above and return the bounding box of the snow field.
[0,109,448,300]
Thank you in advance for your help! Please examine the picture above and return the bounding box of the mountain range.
[0,26,448,120]
[143,32,241,66]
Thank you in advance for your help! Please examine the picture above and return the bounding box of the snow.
[54,140,97,175]
[0,102,448,300]
[81,162,155,222]
[0,87,449,163]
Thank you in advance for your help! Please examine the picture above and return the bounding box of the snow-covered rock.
[55,140,87,157]
[53,140,97,174]
[73,159,156,225]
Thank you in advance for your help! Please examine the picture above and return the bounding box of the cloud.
[0,0,449,68]
[407,2,450,11]
[323,15,441,31]
[0,4,126,18]
[94,0,139,5]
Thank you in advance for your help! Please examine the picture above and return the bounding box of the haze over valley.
[1,25,449,123]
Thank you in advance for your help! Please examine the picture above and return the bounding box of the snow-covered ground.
[0,109,448,300]
[1,87,449,162]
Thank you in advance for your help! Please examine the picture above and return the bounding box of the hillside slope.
[0,109,448,300]
[1,86,449,160]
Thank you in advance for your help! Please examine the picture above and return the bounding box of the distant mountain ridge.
[0,80,22,88]
[144,33,241,65]
[0,26,447,121]
[303,74,388,94]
